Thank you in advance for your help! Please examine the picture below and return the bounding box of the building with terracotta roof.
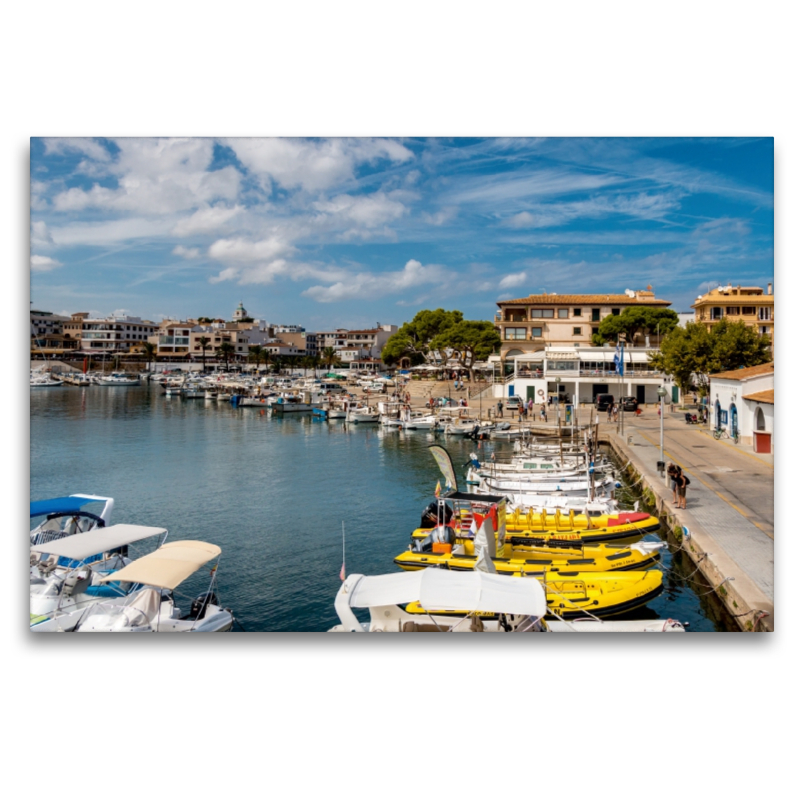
[708,361,774,453]
[692,283,774,352]
[494,288,672,362]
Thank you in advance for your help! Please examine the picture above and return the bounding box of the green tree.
[649,319,771,396]
[142,341,157,372]
[592,307,679,347]
[197,336,211,372]
[248,344,265,372]
[321,346,341,371]
[382,308,464,366]
[216,341,236,372]
[197,317,213,323]
[430,320,502,382]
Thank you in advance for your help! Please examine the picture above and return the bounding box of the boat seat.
[401,621,445,632]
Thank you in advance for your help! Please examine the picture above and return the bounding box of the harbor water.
[30,385,736,632]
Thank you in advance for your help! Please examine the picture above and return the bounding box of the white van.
[318,382,345,394]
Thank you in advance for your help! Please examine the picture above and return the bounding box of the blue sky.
[30,137,774,328]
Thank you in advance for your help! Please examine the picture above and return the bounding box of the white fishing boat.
[329,569,684,633]
[478,474,618,498]
[30,523,169,625]
[347,405,381,423]
[96,372,140,386]
[271,395,315,413]
[32,540,234,633]
[401,413,440,431]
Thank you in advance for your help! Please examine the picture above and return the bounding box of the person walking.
[612,403,619,422]
[497,400,503,419]
[607,404,613,423]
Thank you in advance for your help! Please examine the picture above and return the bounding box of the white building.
[708,362,774,453]
[81,315,158,352]
[491,345,679,405]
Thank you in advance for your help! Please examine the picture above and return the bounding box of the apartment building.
[495,289,672,363]
[30,309,69,338]
[81,315,158,352]
[692,284,774,349]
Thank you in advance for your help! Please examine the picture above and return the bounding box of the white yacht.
[330,569,684,633]
[96,372,140,386]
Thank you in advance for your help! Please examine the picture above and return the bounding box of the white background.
[6,2,793,798]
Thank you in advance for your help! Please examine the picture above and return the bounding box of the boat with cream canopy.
[32,540,233,632]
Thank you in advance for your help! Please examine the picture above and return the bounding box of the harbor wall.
[601,433,774,632]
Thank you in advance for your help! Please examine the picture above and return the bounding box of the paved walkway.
[604,408,774,612]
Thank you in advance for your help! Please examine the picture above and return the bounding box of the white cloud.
[49,217,174,245]
[31,220,53,247]
[31,254,62,272]
[172,204,243,237]
[43,137,112,162]
[208,236,295,263]
[51,138,242,216]
[303,259,451,303]
[173,245,201,259]
[499,271,528,289]
[225,137,413,194]
[422,207,458,226]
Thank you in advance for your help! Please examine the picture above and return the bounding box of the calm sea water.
[30,384,735,632]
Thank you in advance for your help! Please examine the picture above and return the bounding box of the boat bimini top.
[98,541,222,591]
[31,524,169,563]
[335,568,547,632]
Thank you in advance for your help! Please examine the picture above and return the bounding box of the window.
[758,307,772,321]
[592,326,599,336]
[573,308,582,316]
[531,309,554,318]
[711,307,723,320]
[573,327,582,335]
[760,326,769,336]
[741,307,756,315]
[505,327,527,340]
[611,308,620,316]
[531,327,543,337]
[591,308,600,322]
[726,307,740,315]
[558,309,569,319]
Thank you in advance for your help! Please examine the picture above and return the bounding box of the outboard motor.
[419,501,453,530]
[414,525,456,553]
[189,592,219,620]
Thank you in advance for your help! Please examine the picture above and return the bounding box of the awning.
[512,352,545,362]
[346,569,547,616]
[545,352,578,360]
[30,524,168,561]
[100,540,221,590]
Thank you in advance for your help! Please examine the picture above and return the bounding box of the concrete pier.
[599,409,774,632]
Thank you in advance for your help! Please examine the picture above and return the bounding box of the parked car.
[620,396,639,412]
[594,393,614,411]
[505,395,524,410]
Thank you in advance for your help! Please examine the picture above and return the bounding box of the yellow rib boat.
[404,569,664,620]
[412,507,659,547]
[395,538,664,574]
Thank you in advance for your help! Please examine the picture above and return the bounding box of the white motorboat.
[30,494,115,550]
[30,371,63,387]
[32,540,234,633]
[329,569,684,633]
[96,372,140,386]
[61,373,92,386]
[271,395,315,413]
[30,523,169,625]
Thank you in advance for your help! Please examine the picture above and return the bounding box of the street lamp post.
[657,385,668,485]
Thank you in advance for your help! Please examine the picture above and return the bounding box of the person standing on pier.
[676,469,689,509]
[497,400,503,418]
[667,463,678,505]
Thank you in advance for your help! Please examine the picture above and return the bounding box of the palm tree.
[272,355,284,375]
[216,341,236,372]
[142,341,156,373]
[197,336,211,373]
[248,344,265,373]
[310,354,321,378]
[321,346,339,373]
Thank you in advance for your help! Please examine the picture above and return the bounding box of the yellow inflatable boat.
[404,569,664,619]
[394,538,664,574]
